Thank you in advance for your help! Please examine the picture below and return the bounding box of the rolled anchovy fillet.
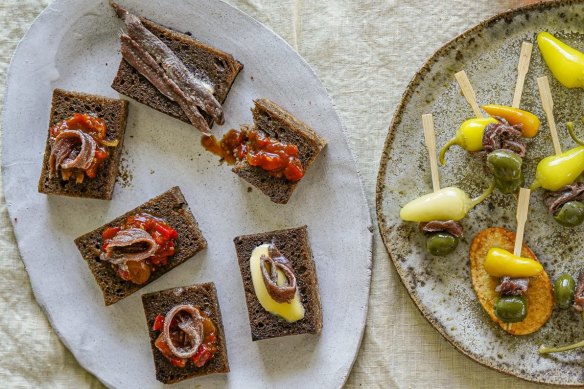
[112,2,224,132]
[163,304,204,359]
[419,220,464,238]
[544,183,584,215]
[495,276,529,296]
[49,130,97,178]
[101,227,158,265]
[483,118,526,157]
[259,243,298,303]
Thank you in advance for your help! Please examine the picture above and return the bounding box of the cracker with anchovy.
[470,227,553,335]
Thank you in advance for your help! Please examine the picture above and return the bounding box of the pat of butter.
[250,244,305,322]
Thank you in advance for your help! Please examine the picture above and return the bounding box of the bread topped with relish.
[203,99,327,204]
[141,282,229,384]
[74,186,206,305]
[38,88,128,200]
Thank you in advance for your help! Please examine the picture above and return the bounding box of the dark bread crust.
[74,187,207,305]
[111,16,243,128]
[38,88,128,200]
[233,99,327,204]
[233,225,323,341]
[141,283,229,384]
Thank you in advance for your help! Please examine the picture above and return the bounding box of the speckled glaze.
[377,0,584,385]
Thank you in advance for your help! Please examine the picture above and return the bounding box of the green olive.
[554,201,584,227]
[554,273,576,309]
[426,232,459,256]
[494,173,525,194]
[487,149,523,181]
[494,295,528,323]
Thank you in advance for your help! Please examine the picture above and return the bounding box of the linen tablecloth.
[0,0,553,387]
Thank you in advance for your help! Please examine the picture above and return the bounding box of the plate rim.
[375,0,584,385]
[1,0,373,387]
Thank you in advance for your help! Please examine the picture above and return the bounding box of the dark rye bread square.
[111,16,243,128]
[233,99,327,204]
[233,225,323,341]
[38,88,128,200]
[74,187,206,305]
[142,283,229,384]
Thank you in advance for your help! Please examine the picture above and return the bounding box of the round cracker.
[470,227,554,335]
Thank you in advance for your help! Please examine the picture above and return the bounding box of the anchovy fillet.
[163,304,204,359]
[49,130,97,178]
[101,228,158,265]
[419,220,464,238]
[112,2,223,133]
[483,118,527,157]
[495,276,529,296]
[120,35,211,135]
[544,183,584,215]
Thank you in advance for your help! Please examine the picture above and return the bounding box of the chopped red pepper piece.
[152,314,165,331]
[149,256,169,266]
[155,223,178,239]
[170,358,186,368]
[201,127,305,182]
[102,226,121,240]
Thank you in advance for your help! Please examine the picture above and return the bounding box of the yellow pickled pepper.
[439,117,498,165]
[399,184,493,222]
[537,32,584,89]
[483,248,543,277]
[530,146,584,191]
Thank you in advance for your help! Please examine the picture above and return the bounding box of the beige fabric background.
[0,0,556,387]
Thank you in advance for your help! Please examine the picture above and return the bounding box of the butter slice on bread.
[470,227,553,335]
[233,226,323,341]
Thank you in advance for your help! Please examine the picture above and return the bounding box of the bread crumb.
[118,154,134,188]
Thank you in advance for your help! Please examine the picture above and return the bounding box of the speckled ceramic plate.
[377,0,584,385]
[2,0,372,388]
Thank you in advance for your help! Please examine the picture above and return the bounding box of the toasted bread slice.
[232,99,327,204]
[38,89,128,200]
[74,187,207,305]
[141,283,229,384]
[233,225,323,341]
[111,14,243,130]
[469,227,553,335]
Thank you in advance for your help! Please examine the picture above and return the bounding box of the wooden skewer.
[455,70,483,118]
[422,113,440,192]
[537,76,562,155]
[513,188,531,257]
[512,42,533,108]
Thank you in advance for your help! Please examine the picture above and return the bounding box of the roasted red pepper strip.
[152,314,165,331]
[155,223,178,239]
[170,358,186,368]
[102,227,121,240]
[191,343,218,368]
